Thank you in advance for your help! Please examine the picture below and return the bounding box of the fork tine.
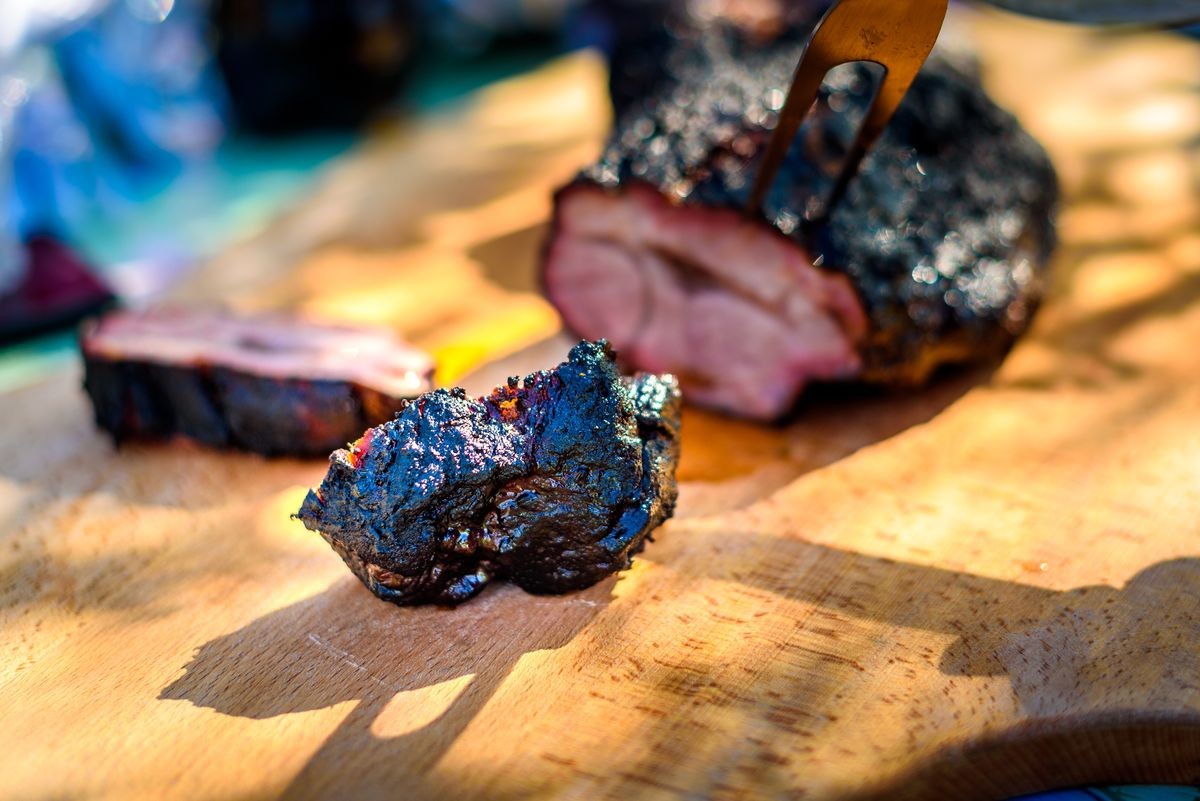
[745,0,949,217]
[745,54,831,217]
[822,64,934,218]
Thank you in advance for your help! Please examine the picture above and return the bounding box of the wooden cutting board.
[3,10,1199,801]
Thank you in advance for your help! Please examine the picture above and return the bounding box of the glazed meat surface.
[297,341,682,606]
[81,308,434,457]
[543,22,1058,420]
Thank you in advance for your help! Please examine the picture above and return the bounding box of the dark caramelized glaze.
[297,341,682,606]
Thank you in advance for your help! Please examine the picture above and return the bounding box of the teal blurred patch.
[0,330,78,393]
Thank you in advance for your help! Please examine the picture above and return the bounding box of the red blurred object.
[0,236,115,343]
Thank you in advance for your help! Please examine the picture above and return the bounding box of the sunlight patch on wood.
[371,674,477,738]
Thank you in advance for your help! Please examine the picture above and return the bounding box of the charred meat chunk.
[297,341,681,606]
[81,308,434,457]
[542,27,1058,421]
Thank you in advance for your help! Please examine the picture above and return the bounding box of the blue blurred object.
[54,1,226,189]
[0,0,226,339]
[9,0,226,238]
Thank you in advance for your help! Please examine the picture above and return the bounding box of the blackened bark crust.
[82,355,420,458]
[548,20,1058,392]
[297,341,682,606]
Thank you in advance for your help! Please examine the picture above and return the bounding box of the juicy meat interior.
[83,308,433,398]
[545,184,866,419]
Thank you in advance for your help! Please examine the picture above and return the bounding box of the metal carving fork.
[746,0,949,219]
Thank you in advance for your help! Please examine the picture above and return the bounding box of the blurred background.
[0,0,1196,392]
[0,0,612,386]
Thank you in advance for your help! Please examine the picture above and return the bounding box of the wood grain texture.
[3,11,1200,801]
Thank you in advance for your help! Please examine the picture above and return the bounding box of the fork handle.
[745,0,948,220]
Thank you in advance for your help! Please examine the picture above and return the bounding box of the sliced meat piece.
[81,308,434,457]
[542,28,1058,421]
[296,340,681,606]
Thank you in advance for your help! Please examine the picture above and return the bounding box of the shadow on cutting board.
[160,535,1200,798]
[152,221,1200,797]
[160,577,619,799]
[654,531,1200,718]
